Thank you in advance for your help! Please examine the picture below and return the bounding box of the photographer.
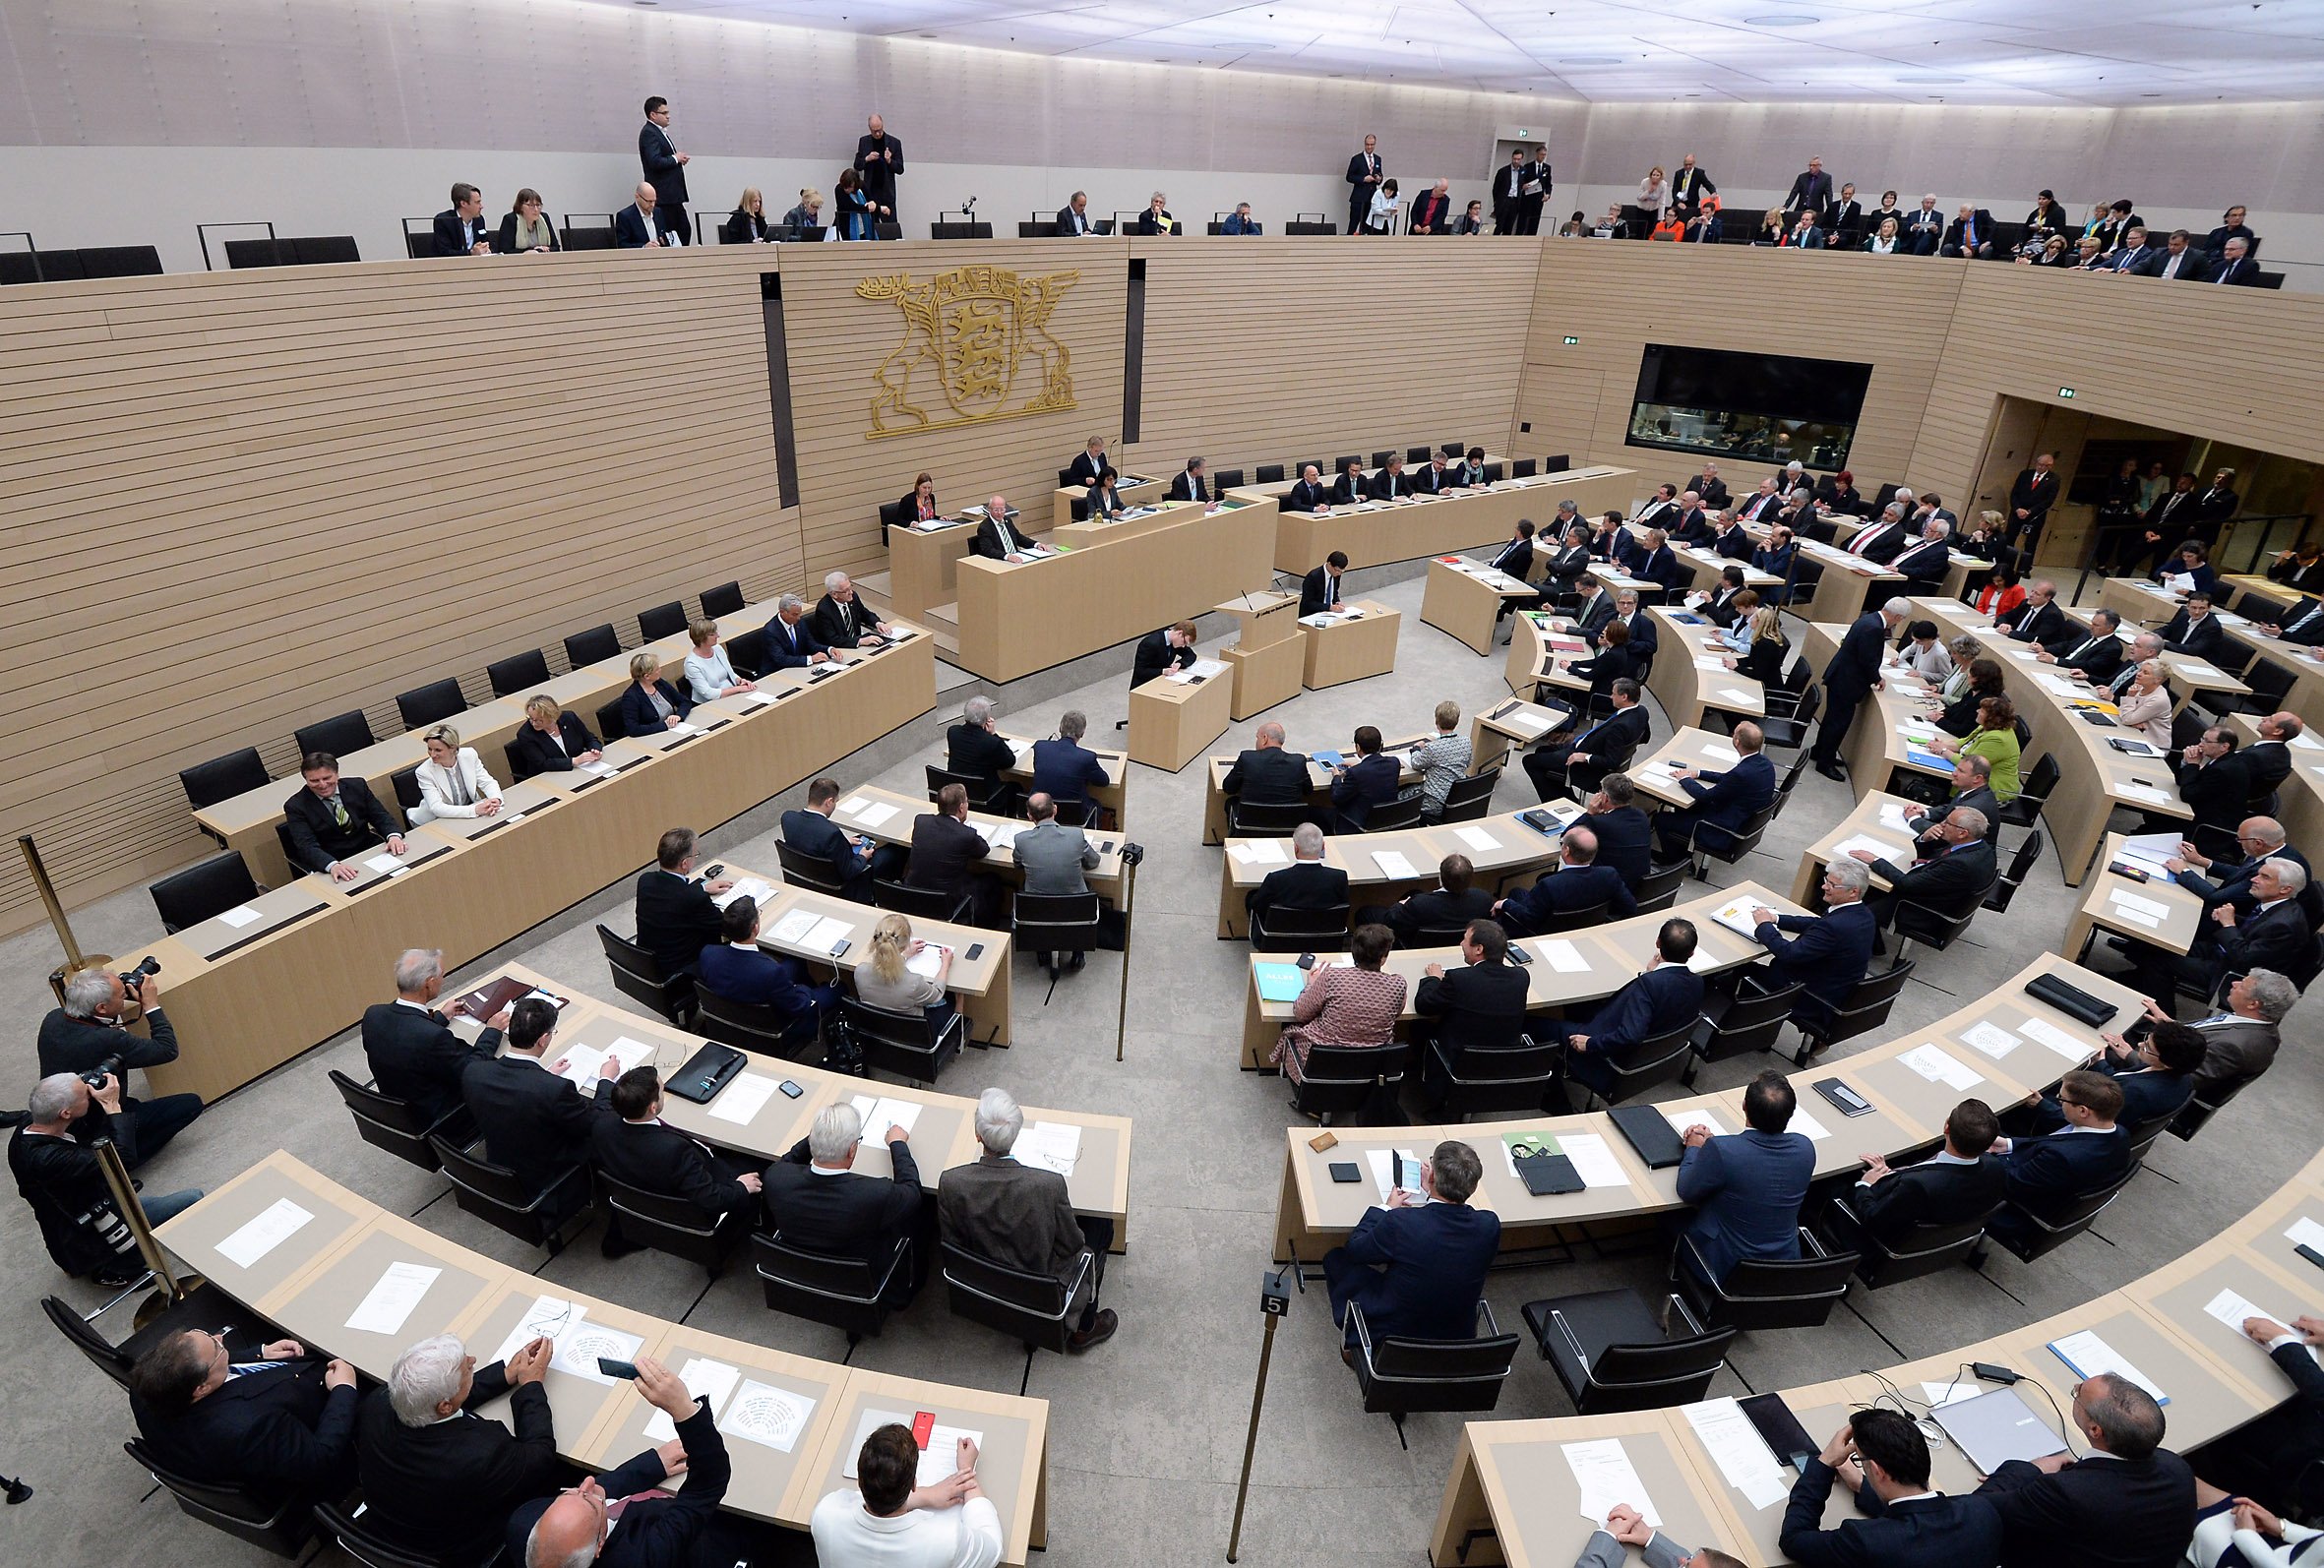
[37,963,204,1167]
[10,1071,204,1284]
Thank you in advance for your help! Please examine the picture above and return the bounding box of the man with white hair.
[360,947,505,1130]
[10,1071,203,1282]
[763,591,831,667]
[947,694,1016,804]
[36,963,204,1166]
[507,1356,731,1568]
[971,493,1038,562]
[939,1088,1117,1350]
[812,569,892,648]
[1245,821,1349,928]
[1748,860,1875,1032]
[1852,807,1996,944]
[1813,598,1910,780]
[760,1100,928,1305]
[1222,720,1311,807]
[2167,857,2313,1012]
[354,1332,558,1560]
[1891,517,1950,587]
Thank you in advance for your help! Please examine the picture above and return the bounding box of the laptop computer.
[1932,1387,2069,1476]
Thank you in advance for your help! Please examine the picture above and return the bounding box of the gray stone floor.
[3,562,2315,1567]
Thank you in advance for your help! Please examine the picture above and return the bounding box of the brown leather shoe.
[1068,1309,1119,1352]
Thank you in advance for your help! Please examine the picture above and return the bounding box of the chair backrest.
[1255,463,1287,484]
[1815,959,1917,1046]
[941,1239,1080,1354]
[1013,891,1103,942]
[150,850,262,934]
[837,993,964,1083]
[1335,453,1362,474]
[1768,754,1810,818]
[126,1437,309,1554]
[430,1133,582,1248]
[700,580,745,619]
[873,877,971,925]
[2246,658,2295,705]
[639,600,688,642]
[725,628,770,680]
[180,747,272,810]
[327,1068,446,1171]
[44,1295,134,1388]
[1250,902,1352,952]
[1213,467,1246,491]
[485,649,551,698]
[389,765,423,817]
[1699,980,1802,1058]
[1682,1231,1858,1329]
[1225,800,1310,836]
[78,245,163,277]
[1406,446,1433,464]
[1893,887,1986,950]
[1371,449,1394,468]
[293,708,376,758]
[1595,1016,1697,1103]
[925,763,1010,813]
[1358,1305,1520,1417]
[1987,829,2046,912]
[1537,898,1611,935]
[565,623,621,668]
[753,1231,900,1339]
[310,1500,443,1568]
[1838,1194,1998,1288]
[599,1171,737,1267]
[776,840,849,895]
[1576,1322,1738,1415]
[1436,1039,1560,1116]
[596,922,696,1024]
[1361,794,1425,832]
[1437,768,1501,821]
[696,986,811,1056]
[1511,457,1539,479]
[2018,752,2061,807]
[1633,863,1689,913]
[395,678,467,733]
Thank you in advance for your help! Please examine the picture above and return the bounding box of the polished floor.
[2,561,2313,1567]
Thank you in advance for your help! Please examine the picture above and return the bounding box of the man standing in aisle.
[1493,150,1527,235]
[1812,598,1908,782]
[1519,147,1552,234]
[1346,135,1383,236]
[854,113,903,235]
[638,96,692,245]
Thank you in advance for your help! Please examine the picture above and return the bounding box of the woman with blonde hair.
[725,186,773,243]
[782,187,825,237]
[412,724,503,825]
[682,619,756,704]
[1638,165,1670,211]
[2115,660,2174,752]
[509,694,602,777]
[617,651,692,736]
[856,912,955,1030]
[1726,605,1790,686]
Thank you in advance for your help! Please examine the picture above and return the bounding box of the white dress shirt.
[809,1491,1003,1568]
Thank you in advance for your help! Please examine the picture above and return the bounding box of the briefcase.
[1610,1105,1685,1169]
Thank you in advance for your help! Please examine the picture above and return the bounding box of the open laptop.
[1933,1387,2070,1476]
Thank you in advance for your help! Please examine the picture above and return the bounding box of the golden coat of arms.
[856,264,1078,438]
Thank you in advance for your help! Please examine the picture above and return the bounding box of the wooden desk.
[1643,608,1766,734]
[805,1369,1050,1556]
[1788,536,1903,627]
[1198,741,1427,845]
[827,785,1131,910]
[2063,831,2207,964]
[140,631,937,1104]
[886,516,982,619]
[1217,590,1306,720]
[1239,464,1637,575]
[1622,728,1764,814]
[1471,697,1571,776]
[1301,599,1401,690]
[949,500,1275,682]
[1421,556,1535,655]
[996,729,1128,824]
[1796,622,1956,807]
[1127,660,1236,772]
[1049,471,1165,531]
[1787,788,1931,905]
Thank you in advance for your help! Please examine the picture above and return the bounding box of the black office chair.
[1422,1036,1560,1119]
[1347,1300,1520,1444]
[125,1438,312,1557]
[1287,1042,1412,1125]
[1983,1167,2137,1265]
[598,1172,752,1279]
[753,1232,910,1344]
[941,1238,1095,1395]
[1758,684,1820,752]
[329,1070,468,1173]
[1682,979,1804,1084]
[2170,1075,2251,1142]
[2122,1106,2182,1165]
[180,747,272,814]
[1675,1230,1859,1331]
[700,580,745,619]
[1255,463,1287,485]
[1013,891,1103,981]
[837,994,967,1084]
[695,988,822,1058]
[389,765,423,824]
[725,628,770,680]
[485,649,551,698]
[565,624,621,667]
[594,698,629,748]
[429,1135,594,1255]
[1249,902,1352,953]
[1522,1288,1735,1415]
[1819,1196,2000,1289]
[1560,1016,1695,1108]
[1985,830,2045,914]
[293,708,376,758]
[1436,769,1501,822]
[1226,800,1310,837]
[639,600,689,642]
[1335,453,1362,475]
[1527,898,1610,936]
[776,842,852,897]
[1405,446,1433,464]
[1511,458,1539,479]
[596,924,697,1024]
[926,763,1016,815]
[1890,875,1997,964]
[1358,795,1425,833]
[1676,802,1777,883]
[1365,449,1390,469]
[395,678,467,732]
[878,499,909,546]
[1995,754,2058,838]
[310,1500,461,1568]
[1765,754,1810,825]
[1632,862,1690,914]
[874,877,975,927]
[150,850,262,933]
[1791,959,1916,1062]
[1213,467,1246,491]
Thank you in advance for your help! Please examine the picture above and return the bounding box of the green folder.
[1254,963,1307,1002]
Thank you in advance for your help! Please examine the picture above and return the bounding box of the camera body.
[81,1053,125,1089]
[119,956,160,994]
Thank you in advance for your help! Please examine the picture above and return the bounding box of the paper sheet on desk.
[1700,743,1741,762]
[644,1357,741,1442]
[1013,1120,1082,1178]
[1228,839,1289,866]
[1709,898,1763,939]
[1833,833,1905,865]
[840,796,871,814]
[1366,1148,1424,1204]
[2202,1287,2281,1337]
[1921,1379,1980,1410]
[1538,938,1592,974]
[1718,689,1758,705]
[1372,849,1420,879]
[720,1380,818,1452]
[215,905,265,929]
[215,1197,314,1269]
[2116,781,2170,805]
[1960,1021,2022,1060]
[1901,1043,1984,1090]
[707,1073,779,1125]
[363,853,403,875]
[1876,803,1917,832]
[2287,1216,2324,1253]
[1455,826,1502,852]
[1560,1133,1628,1188]
[1683,1398,1791,1510]
[345,1261,441,1336]
[804,916,853,951]
[1789,1107,1832,1141]
[769,908,821,944]
[1501,710,1553,736]
[848,1095,924,1141]
[550,1045,609,1086]
[853,802,900,829]
[846,1410,983,1487]
[1692,656,1727,671]
[1662,1104,1730,1139]
[2018,1015,2093,1061]
[2123,830,2183,865]
[711,876,773,911]
[906,943,950,979]
[1563,1438,1663,1529]
[2049,1330,2167,1404]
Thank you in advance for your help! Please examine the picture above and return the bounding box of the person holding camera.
[10,1070,204,1284]
[36,963,204,1167]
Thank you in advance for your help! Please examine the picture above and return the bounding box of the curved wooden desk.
[1230,464,1637,575]
[1640,607,1768,734]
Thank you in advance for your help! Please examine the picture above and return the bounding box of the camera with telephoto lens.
[118,955,160,994]
[81,1053,125,1090]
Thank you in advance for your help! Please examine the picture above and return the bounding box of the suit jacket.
[2209,897,2314,979]
[761,613,826,668]
[1902,209,1945,253]
[1676,753,1776,834]
[852,133,903,206]
[2212,256,2263,286]
[505,1398,729,1568]
[492,211,561,254]
[2158,608,2225,659]
[1975,1448,2196,1568]
[1786,169,1834,211]
[1384,885,1494,947]
[2172,845,2323,931]
[1544,540,1593,584]
[1678,1128,1814,1283]
[1554,704,1651,770]
[972,511,1035,559]
[507,711,600,776]
[1368,468,1409,501]
[1330,753,1401,829]
[1413,960,1532,1052]
[2051,627,2126,681]
[282,778,398,874]
[1941,213,1994,253]
[613,203,679,248]
[1846,517,1911,565]
[636,868,721,977]
[1330,1200,1500,1342]
[1168,470,1211,504]
[1408,191,1451,232]
[1131,631,1196,688]
[362,1000,500,1129]
[938,1153,1086,1284]
[1346,151,1384,203]
[1892,537,1949,583]
[1822,198,1865,240]
[593,1116,754,1219]
[1504,863,1637,931]
[1222,747,1312,806]
[1330,471,1370,506]
[1570,591,1618,639]
[1999,1125,2132,1215]
[947,722,1016,786]
[1567,642,1638,694]
[1485,535,1535,579]
[697,943,825,1017]
[1299,566,1345,616]
[1585,806,1653,888]
[431,209,487,257]
[1029,738,1108,804]
[617,678,693,737]
[1780,222,1826,250]
[1247,860,1350,921]
[2004,599,2066,645]
[782,807,873,894]
[2188,1014,2281,1102]
[906,813,989,900]
[1014,819,1097,896]
[639,121,688,205]
[354,1362,558,1561]
[2243,739,2293,802]
[2272,595,2324,644]
[1824,611,1888,700]
[1850,1154,2007,1246]
[2010,467,2059,521]
[2177,753,2251,833]
[1576,1530,1695,1568]
[414,748,500,817]
[1908,785,2001,850]
[1753,541,1797,580]
[1134,207,1177,236]
[1288,478,1331,512]
[1056,205,1096,237]
[1671,507,1715,547]
[461,1054,611,1195]
[132,1363,357,1504]
[1579,965,1704,1064]
[1780,1460,2004,1568]
[1870,837,1998,919]
[762,1136,922,1263]
[1754,903,1877,1011]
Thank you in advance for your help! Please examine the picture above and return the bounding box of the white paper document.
[214,1197,314,1269]
[847,1095,925,1141]
[215,905,265,929]
[1960,1021,2023,1060]
[1662,1104,1730,1139]
[492,1295,584,1365]
[345,1261,442,1336]
[1709,897,1764,939]
[1372,849,1420,879]
[363,853,402,875]
[2048,1330,2167,1404]
[1013,1120,1083,1178]
[1789,1106,1832,1141]
[710,875,773,911]
[1921,1379,1979,1410]
[1693,656,1728,671]
[839,796,871,814]
[2110,889,2169,918]
[1563,1438,1663,1529]
[769,908,822,944]
[1683,1398,1790,1510]
[1833,833,1905,865]
[1538,938,1593,974]
[1502,710,1553,736]
[1718,688,1758,706]
[1455,826,1501,852]
[905,942,950,979]
[846,1410,982,1487]
[549,1319,646,1385]
[854,802,901,829]
[2109,905,2162,930]
[1701,743,1741,762]
[1876,803,1917,831]
[644,1357,742,1442]
[2202,1287,2277,1336]
[804,916,854,951]
[1366,1147,1425,1204]
[707,1072,780,1125]
[1559,1133,1629,1188]
[1901,1043,1984,1090]
[550,1044,608,1086]
[719,1379,818,1452]
[2019,1015,2092,1061]
[1229,838,1288,866]
[2286,1216,2324,1253]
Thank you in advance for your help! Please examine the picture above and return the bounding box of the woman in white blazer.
[2116,659,2176,752]
[411,725,503,825]
[682,618,758,704]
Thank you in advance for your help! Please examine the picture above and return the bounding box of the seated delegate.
[410,724,503,826]
[494,187,560,254]
[1491,824,1635,937]
[682,619,758,704]
[1029,710,1108,813]
[1321,1139,1498,1352]
[939,1088,1118,1351]
[781,775,896,899]
[1245,822,1349,926]
[1674,1070,1815,1287]
[508,694,601,776]
[812,570,891,648]
[617,652,694,737]
[592,1065,762,1257]
[283,752,405,880]
[856,912,956,1031]
[634,826,730,978]
[813,1421,1002,1568]
[128,1327,359,1513]
[1222,721,1311,807]
[1272,922,1404,1085]
[353,1332,560,1561]
[761,1102,927,1306]
[459,998,617,1216]
[696,896,838,1043]
[360,947,502,1130]
[1558,918,1703,1109]
[763,592,831,668]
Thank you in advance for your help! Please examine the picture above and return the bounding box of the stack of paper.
[1228,839,1289,866]
[1901,1043,1984,1089]
[2108,888,2168,929]
[1562,1438,1663,1529]
[1455,825,1501,852]
[644,1357,742,1441]
[1709,897,1763,938]
[905,942,951,979]
[847,1095,924,1141]
[1372,849,1420,879]
[1014,1120,1083,1177]
[1662,1104,1729,1138]
[549,1044,610,1085]
[710,875,774,911]
[1682,1399,1791,1510]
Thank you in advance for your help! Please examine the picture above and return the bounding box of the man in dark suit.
[1780,210,1826,249]
[970,493,1038,560]
[1366,853,1493,947]
[1299,551,1350,615]
[1856,807,1997,941]
[1714,513,1755,561]
[460,998,615,1212]
[1541,522,1594,596]
[1324,455,1369,507]
[1030,710,1110,812]
[1328,725,1400,832]
[2167,857,2313,1010]
[1167,456,1211,504]
[1780,1408,2004,1568]
[2030,1022,2203,1133]
[2256,593,2324,645]
[1830,1098,2007,1252]
[761,592,831,668]
[2137,474,2205,579]
[431,182,490,257]
[2211,235,2263,285]
[637,96,692,242]
[1982,1069,2132,1251]
[811,571,893,649]
[355,1333,559,1562]
[1749,859,1878,1031]
[1902,197,1945,255]
[1939,204,1994,258]
[1414,919,1532,1060]
[2167,817,2322,930]
[1518,151,1552,233]
[613,182,682,247]
[761,1101,927,1304]
[2037,607,2128,682]
[1369,452,1412,501]
[2001,579,2068,646]
[1581,774,1655,889]
[1524,678,1649,801]
[1890,520,1951,588]
[1411,452,1459,497]
[1492,149,1527,235]
[1056,194,1098,237]
[1813,600,1906,780]
[284,753,404,879]
[1222,721,1311,806]
[506,1357,733,1568]
[1654,722,1776,859]
[1636,528,1683,597]
[1821,184,1865,249]
[1322,1139,1499,1349]
[2158,592,2227,659]
[1408,178,1452,234]
[1568,573,1620,639]
[945,694,1017,803]
[1676,1071,1816,1286]
[1685,463,1731,510]
[1783,156,1834,217]
[2173,726,2254,839]
[1843,505,1913,565]
[1903,754,2001,851]
[593,1065,760,1258]
[636,826,729,977]
[1670,494,1716,546]
[1560,919,1705,1107]
[783,775,896,900]
[130,1329,359,1509]
[2138,228,2210,281]
[1067,435,1108,488]
[2008,452,2059,545]
[1131,622,1198,688]
[1973,1372,2195,1568]
[906,784,993,919]
[1483,519,1537,587]
[1492,825,1636,937]
[361,948,501,1129]
[853,114,903,230]
[2202,1304,2324,1518]
[1245,822,1349,926]
[697,897,838,1039]
[940,1087,1117,1350]
[2243,710,2300,806]
[1287,462,1331,512]
[1346,135,1384,235]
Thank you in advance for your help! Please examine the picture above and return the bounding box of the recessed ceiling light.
[1746,14,1819,25]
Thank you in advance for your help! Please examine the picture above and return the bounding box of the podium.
[1127,659,1235,772]
[1301,600,1401,689]
[1216,590,1304,720]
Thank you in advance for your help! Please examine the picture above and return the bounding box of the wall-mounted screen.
[1626,343,1873,471]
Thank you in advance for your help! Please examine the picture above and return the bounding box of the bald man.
[614,182,682,248]
[971,493,1038,562]
[506,1356,733,1568]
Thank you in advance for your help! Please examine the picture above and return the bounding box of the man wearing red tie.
[1346,135,1383,237]
[2008,452,2058,551]
[1847,504,1912,566]
[1735,478,1783,524]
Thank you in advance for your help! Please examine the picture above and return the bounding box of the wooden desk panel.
[804,1369,1050,1563]
[1301,600,1401,689]
[1250,465,1637,575]
[1643,607,1767,734]
[887,518,981,619]
[1421,556,1533,655]
[1127,664,1235,772]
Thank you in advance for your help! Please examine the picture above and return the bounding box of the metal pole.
[1224,1308,1280,1562]
[93,1137,192,1320]
[1112,848,1140,1063]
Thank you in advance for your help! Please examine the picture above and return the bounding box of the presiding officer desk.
[1427,1142,2324,1568]
[1228,465,1638,577]
[134,629,937,1104]
[158,1152,1053,1562]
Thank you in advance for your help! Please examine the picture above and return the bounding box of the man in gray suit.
[2174,969,2291,1105]
[938,1089,1117,1351]
[1012,793,1100,975]
[1573,1505,1741,1567]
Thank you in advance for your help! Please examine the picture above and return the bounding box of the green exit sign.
[2058,387,2076,399]
[1563,335,1580,346]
